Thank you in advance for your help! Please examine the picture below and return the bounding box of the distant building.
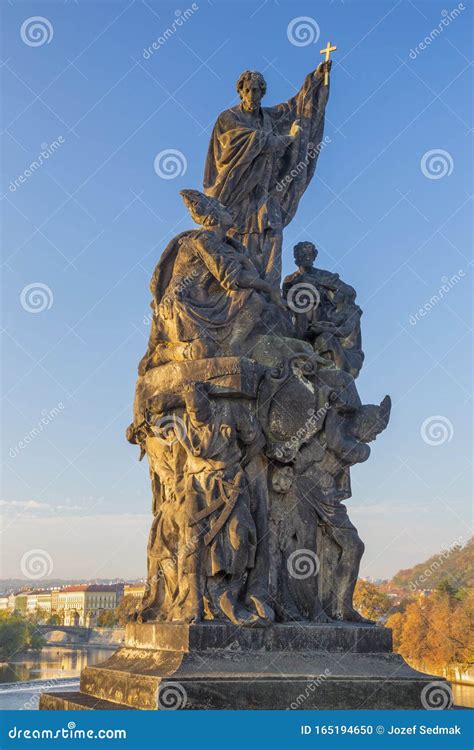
[58,585,122,626]
[25,590,53,617]
[0,595,9,610]
[50,588,60,613]
[124,583,146,601]
[26,591,39,615]
[12,592,29,614]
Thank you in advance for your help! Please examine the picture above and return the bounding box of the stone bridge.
[37,625,92,643]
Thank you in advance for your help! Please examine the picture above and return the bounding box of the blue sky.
[1,0,472,581]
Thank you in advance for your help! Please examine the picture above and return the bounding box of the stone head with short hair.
[293,241,318,268]
[236,71,267,113]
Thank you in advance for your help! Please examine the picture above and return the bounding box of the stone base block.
[40,622,448,711]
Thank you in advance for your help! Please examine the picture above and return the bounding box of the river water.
[0,646,112,710]
[0,646,472,710]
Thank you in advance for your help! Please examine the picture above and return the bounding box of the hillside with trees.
[354,538,473,683]
[389,537,473,592]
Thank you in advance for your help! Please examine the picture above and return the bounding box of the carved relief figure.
[139,190,283,374]
[176,383,273,627]
[283,242,364,378]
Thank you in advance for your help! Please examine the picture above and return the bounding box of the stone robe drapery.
[139,229,262,369]
[203,69,329,283]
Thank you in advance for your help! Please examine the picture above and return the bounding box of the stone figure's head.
[294,241,317,270]
[350,395,391,444]
[236,70,267,113]
[271,465,294,494]
[184,382,212,425]
[180,189,233,231]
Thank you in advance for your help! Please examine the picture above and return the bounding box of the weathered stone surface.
[39,692,131,711]
[134,355,264,423]
[41,623,441,711]
[40,61,441,712]
[124,621,393,654]
[204,65,331,285]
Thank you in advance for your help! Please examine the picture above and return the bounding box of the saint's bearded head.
[236,71,267,113]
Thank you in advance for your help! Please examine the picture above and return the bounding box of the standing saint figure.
[203,62,331,286]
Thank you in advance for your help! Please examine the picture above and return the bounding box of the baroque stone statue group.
[41,58,451,712]
[128,61,391,629]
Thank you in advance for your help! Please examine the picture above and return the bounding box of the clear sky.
[1,0,472,582]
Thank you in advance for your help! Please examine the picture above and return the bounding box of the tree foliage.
[353,580,393,622]
[0,612,46,659]
[386,586,473,678]
[116,595,140,626]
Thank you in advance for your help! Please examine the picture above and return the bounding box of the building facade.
[58,585,122,626]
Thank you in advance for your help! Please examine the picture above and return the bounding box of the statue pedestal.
[39,622,445,710]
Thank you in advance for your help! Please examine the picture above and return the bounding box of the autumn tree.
[353,580,393,622]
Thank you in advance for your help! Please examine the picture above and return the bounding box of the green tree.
[116,595,140,626]
[96,609,118,628]
[0,612,46,659]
